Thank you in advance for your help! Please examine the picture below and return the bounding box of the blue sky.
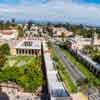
[79,0,100,4]
[0,0,100,4]
[0,0,100,25]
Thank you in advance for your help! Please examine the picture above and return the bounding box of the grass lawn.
[4,56,40,67]
[61,47,100,86]
[0,56,43,92]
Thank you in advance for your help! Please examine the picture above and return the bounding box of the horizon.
[0,0,100,26]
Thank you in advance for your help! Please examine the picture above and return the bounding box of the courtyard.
[0,55,44,92]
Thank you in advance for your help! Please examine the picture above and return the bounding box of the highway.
[52,44,85,85]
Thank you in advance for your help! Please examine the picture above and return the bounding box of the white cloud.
[0,0,100,25]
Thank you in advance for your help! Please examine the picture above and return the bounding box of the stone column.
[31,50,32,55]
[33,50,35,56]
[21,49,22,55]
[23,49,24,55]
[29,50,31,55]
[23,49,25,55]
[28,49,29,55]
[25,49,27,55]
[22,49,23,55]
[31,50,33,55]
[35,50,37,56]
[19,49,20,55]
[96,70,99,76]
[17,49,18,55]
[26,49,28,55]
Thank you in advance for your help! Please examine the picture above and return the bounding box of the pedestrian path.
[89,93,100,100]
[79,92,88,100]
[1,87,41,100]
[71,92,88,100]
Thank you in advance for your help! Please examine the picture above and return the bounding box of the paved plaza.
[1,86,41,100]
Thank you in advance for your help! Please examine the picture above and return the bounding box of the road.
[52,44,85,85]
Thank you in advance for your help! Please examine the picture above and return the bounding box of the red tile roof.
[0,30,13,35]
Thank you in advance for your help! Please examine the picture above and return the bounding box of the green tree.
[17,26,24,38]
[96,28,100,39]
[91,52,100,63]
[27,20,33,30]
[0,20,4,30]
[0,53,6,70]
[0,43,10,55]
[11,18,16,27]
[5,20,10,29]
[61,32,66,41]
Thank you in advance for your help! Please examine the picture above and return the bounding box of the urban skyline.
[0,0,100,25]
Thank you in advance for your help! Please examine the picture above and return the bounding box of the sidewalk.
[71,92,88,100]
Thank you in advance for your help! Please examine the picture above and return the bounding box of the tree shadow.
[0,92,10,100]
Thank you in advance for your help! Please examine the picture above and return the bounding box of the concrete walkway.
[71,92,88,100]
[1,87,41,100]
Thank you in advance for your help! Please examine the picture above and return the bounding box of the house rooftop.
[15,40,41,50]
[0,30,13,35]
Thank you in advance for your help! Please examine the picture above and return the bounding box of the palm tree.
[88,28,96,48]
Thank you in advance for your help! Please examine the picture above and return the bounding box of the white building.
[10,37,44,56]
[52,27,73,37]
[66,36,100,50]
[24,25,43,37]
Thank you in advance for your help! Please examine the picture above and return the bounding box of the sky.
[0,0,100,25]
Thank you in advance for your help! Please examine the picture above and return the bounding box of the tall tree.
[0,43,10,55]
[0,20,4,30]
[11,18,16,27]
[96,28,100,39]
[61,32,66,41]
[5,20,10,29]
[17,25,24,38]
[89,28,96,47]
[27,20,33,30]
[0,53,6,70]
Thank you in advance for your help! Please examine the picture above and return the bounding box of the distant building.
[0,30,18,40]
[52,27,73,37]
[24,25,43,37]
[0,40,4,45]
[66,36,100,50]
